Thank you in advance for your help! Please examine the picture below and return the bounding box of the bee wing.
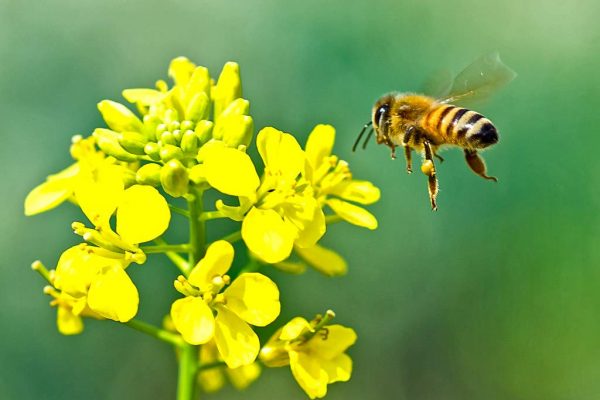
[422,68,454,99]
[440,52,517,106]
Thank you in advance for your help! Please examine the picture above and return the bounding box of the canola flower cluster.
[25,57,380,399]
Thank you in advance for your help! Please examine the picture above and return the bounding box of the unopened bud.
[160,144,184,162]
[97,100,144,132]
[185,92,210,121]
[93,128,138,162]
[136,163,162,186]
[180,130,198,155]
[160,159,189,197]
[194,120,214,145]
[144,142,161,161]
[118,131,148,155]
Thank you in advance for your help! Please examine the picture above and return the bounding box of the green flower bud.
[118,131,147,155]
[180,120,194,131]
[160,131,178,145]
[97,100,144,132]
[93,128,138,162]
[160,144,184,162]
[144,142,161,161]
[160,159,189,197]
[180,130,198,154]
[136,163,162,186]
[194,120,214,145]
[218,98,250,119]
[213,62,241,119]
[172,129,182,143]
[214,115,254,148]
[185,92,210,121]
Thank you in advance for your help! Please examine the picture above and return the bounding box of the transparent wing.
[440,52,517,106]
[421,68,454,99]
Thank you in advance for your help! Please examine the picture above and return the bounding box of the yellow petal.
[170,296,215,345]
[24,175,74,216]
[116,185,170,244]
[214,307,259,368]
[305,124,335,172]
[57,306,84,335]
[87,265,139,322]
[169,57,196,86]
[292,200,326,248]
[203,146,260,197]
[329,180,381,205]
[54,245,117,295]
[75,163,125,226]
[326,198,378,230]
[227,362,261,390]
[280,317,312,341]
[122,88,165,105]
[188,240,234,289]
[295,244,347,277]
[223,272,280,326]
[289,351,329,399]
[306,325,357,360]
[256,127,305,179]
[241,208,296,264]
[321,353,352,384]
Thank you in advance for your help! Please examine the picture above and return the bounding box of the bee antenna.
[362,127,374,150]
[353,121,372,152]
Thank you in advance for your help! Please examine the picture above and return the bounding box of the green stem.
[199,210,226,221]
[140,244,190,254]
[187,188,206,268]
[177,344,198,400]
[219,230,242,244]
[198,360,226,371]
[124,319,184,347]
[169,204,191,218]
[325,214,343,224]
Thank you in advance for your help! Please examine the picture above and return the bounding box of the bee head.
[372,94,394,132]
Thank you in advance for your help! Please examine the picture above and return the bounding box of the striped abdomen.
[421,104,498,148]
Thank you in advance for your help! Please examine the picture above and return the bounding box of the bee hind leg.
[434,151,444,163]
[421,140,439,211]
[403,145,412,173]
[464,149,497,182]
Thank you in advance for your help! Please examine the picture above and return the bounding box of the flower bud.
[180,130,198,155]
[213,62,241,119]
[218,98,250,119]
[136,163,162,186]
[97,100,144,132]
[160,144,184,162]
[118,131,147,155]
[160,159,189,197]
[214,115,254,148]
[194,120,214,145]
[161,131,178,146]
[144,142,161,161]
[93,128,138,162]
[185,92,210,121]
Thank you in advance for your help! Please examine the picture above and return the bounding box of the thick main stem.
[176,187,206,400]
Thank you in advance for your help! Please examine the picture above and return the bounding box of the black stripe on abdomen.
[454,112,483,139]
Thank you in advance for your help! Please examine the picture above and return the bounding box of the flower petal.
[329,180,381,205]
[223,272,280,326]
[54,245,119,295]
[321,353,352,384]
[241,208,296,264]
[256,127,305,179]
[295,244,347,277]
[57,306,84,335]
[75,163,125,226]
[214,307,259,368]
[292,200,326,248]
[188,240,234,289]
[122,88,165,105]
[305,124,335,172]
[289,351,329,399]
[326,198,378,230]
[280,317,312,341]
[306,325,357,360]
[87,265,139,322]
[203,146,260,197]
[170,296,215,345]
[116,185,170,244]
[24,164,79,216]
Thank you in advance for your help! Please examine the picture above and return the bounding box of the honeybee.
[354,52,516,210]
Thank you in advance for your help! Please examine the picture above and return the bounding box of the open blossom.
[260,312,357,399]
[170,240,280,368]
[202,127,325,263]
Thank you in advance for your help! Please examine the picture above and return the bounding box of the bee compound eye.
[375,104,389,124]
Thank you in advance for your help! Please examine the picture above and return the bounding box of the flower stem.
[177,343,198,400]
[325,214,343,224]
[199,210,225,221]
[169,204,191,218]
[187,187,206,269]
[219,229,242,244]
[198,360,226,371]
[140,244,190,254]
[124,319,184,347]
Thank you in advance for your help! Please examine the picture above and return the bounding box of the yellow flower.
[45,244,139,330]
[260,311,357,399]
[197,339,261,393]
[203,127,325,263]
[170,240,280,368]
[304,124,380,230]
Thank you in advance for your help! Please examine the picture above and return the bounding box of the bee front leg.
[464,149,498,182]
[422,140,439,211]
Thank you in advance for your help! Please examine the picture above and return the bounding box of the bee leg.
[422,140,439,211]
[434,151,445,163]
[464,149,498,182]
[403,145,412,174]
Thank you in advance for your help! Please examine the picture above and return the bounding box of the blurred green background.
[2,0,599,399]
